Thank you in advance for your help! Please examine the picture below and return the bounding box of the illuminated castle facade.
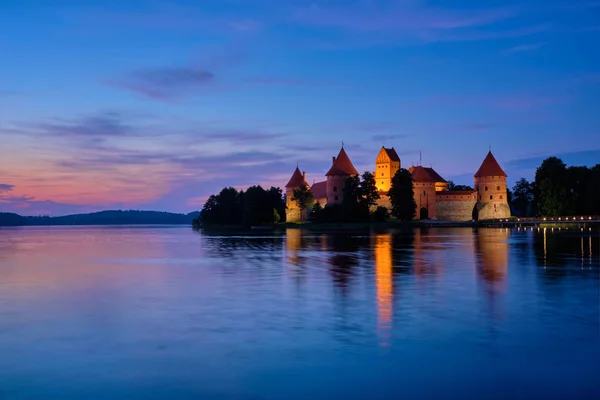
[285,146,510,222]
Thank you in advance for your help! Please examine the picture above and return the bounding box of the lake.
[0,225,599,399]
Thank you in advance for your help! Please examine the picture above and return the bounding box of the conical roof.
[285,167,308,188]
[326,147,359,176]
[474,151,507,178]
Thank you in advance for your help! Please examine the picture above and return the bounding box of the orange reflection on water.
[374,233,393,345]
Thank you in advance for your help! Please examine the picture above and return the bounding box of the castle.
[285,146,511,222]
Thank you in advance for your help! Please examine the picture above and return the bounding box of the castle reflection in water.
[284,226,599,346]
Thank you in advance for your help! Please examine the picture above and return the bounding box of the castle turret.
[285,166,309,222]
[375,146,400,193]
[326,147,359,205]
[474,151,510,220]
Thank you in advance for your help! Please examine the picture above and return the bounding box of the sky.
[1,0,599,215]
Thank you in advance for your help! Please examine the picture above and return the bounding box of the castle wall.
[413,182,437,219]
[286,187,308,223]
[476,203,511,220]
[474,176,510,220]
[326,175,346,205]
[436,191,477,221]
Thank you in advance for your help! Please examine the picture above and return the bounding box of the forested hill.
[0,210,200,226]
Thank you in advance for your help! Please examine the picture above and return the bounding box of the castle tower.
[409,166,438,219]
[326,147,359,205]
[375,147,400,193]
[285,166,309,222]
[474,150,511,220]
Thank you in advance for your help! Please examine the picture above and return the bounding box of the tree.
[512,178,533,217]
[310,201,323,221]
[371,206,389,222]
[267,186,286,223]
[291,185,314,222]
[359,171,380,209]
[388,168,417,221]
[447,180,474,191]
[534,157,569,216]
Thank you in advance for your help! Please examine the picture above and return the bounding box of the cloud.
[105,66,216,101]
[505,149,600,170]
[502,42,546,54]
[37,112,133,139]
[0,184,14,193]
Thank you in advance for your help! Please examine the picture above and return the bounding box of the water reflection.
[475,228,509,287]
[1,226,599,399]
[373,233,393,345]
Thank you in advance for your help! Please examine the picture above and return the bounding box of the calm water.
[0,226,599,399]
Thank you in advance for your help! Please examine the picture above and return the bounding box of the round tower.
[326,147,359,205]
[285,166,308,222]
[474,150,511,220]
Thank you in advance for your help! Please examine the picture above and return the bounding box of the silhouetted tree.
[447,180,474,191]
[512,178,534,217]
[310,201,323,221]
[267,186,286,223]
[534,157,570,216]
[371,206,389,222]
[291,185,314,222]
[359,171,380,209]
[388,168,417,221]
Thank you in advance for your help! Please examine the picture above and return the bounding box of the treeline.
[306,170,415,223]
[195,169,417,227]
[0,210,200,226]
[511,157,600,217]
[193,186,286,228]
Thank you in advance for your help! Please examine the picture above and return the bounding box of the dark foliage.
[196,185,285,227]
[0,212,27,226]
[388,168,417,221]
[533,157,600,217]
[371,206,390,222]
[447,181,474,191]
[512,178,534,217]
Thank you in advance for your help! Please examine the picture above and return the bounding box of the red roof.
[383,147,400,162]
[474,151,507,178]
[424,167,446,183]
[410,166,436,182]
[310,181,327,200]
[285,167,308,188]
[326,147,359,176]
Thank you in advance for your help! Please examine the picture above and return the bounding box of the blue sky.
[1,0,599,215]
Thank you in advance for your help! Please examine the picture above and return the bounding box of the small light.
[580,217,584,220]
[543,217,547,221]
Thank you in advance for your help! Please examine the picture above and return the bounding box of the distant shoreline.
[0,210,199,227]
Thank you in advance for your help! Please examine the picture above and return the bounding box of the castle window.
[381,181,384,185]
[381,173,384,177]
[485,186,488,191]
[497,186,500,190]
[423,190,426,196]
[490,195,493,200]
[479,195,482,200]
[334,196,338,201]
[333,186,337,192]
[500,195,503,199]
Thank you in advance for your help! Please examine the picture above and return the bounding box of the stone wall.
[436,191,477,221]
[285,207,308,223]
[476,202,511,220]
